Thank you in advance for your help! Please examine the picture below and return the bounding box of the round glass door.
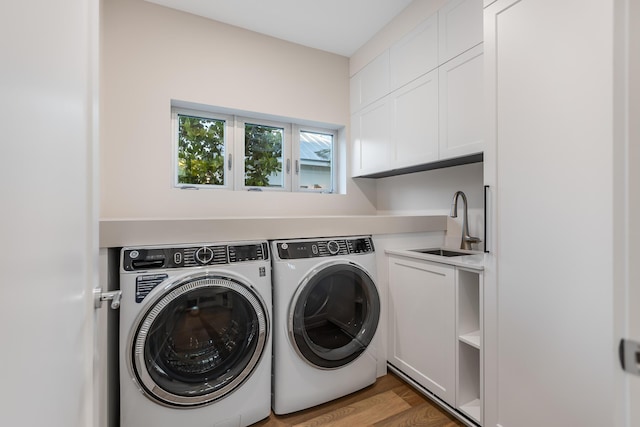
[289,261,380,369]
[131,275,268,407]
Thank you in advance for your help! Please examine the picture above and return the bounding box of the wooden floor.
[253,372,465,427]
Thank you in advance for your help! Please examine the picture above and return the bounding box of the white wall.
[101,0,376,219]
[374,163,484,249]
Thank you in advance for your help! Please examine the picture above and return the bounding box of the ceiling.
[145,0,414,57]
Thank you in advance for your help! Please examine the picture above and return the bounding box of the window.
[241,120,288,191]
[297,129,334,192]
[173,106,338,193]
[174,109,232,189]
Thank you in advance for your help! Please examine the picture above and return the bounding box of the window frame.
[235,117,292,192]
[172,108,234,190]
[172,105,339,194]
[293,125,337,194]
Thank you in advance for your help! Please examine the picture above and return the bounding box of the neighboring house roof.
[299,132,331,163]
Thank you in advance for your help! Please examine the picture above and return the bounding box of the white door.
[627,0,640,423]
[0,0,99,426]
[483,0,623,426]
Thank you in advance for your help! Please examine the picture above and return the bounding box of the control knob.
[194,246,214,265]
[327,240,340,255]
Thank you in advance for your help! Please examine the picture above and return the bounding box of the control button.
[327,240,340,255]
[195,246,214,265]
[281,243,288,250]
[174,251,183,265]
[312,245,318,255]
[129,250,139,259]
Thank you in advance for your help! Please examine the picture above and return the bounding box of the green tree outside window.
[177,115,225,185]
[244,123,283,187]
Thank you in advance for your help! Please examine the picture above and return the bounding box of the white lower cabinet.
[388,256,456,406]
[388,255,483,425]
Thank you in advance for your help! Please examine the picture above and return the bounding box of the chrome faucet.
[450,191,481,250]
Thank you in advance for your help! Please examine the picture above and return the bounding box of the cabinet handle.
[484,185,490,254]
[228,153,232,171]
[620,339,640,376]
[286,158,291,174]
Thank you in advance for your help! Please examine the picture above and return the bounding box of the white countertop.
[385,247,485,271]
[99,215,448,248]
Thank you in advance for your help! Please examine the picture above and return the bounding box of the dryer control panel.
[276,236,374,260]
[122,242,269,271]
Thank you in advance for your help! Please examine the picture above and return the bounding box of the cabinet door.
[438,0,483,65]
[484,0,619,426]
[439,44,484,160]
[350,50,390,113]
[390,13,438,91]
[351,96,392,176]
[388,257,456,406]
[392,70,439,168]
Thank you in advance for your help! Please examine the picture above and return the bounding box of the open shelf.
[456,268,482,425]
[459,398,481,423]
[459,330,481,349]
[457,342,481,422]
[457,270,480,342]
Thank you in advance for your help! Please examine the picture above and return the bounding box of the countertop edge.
[385,248,485,271]
[99,215,448,248]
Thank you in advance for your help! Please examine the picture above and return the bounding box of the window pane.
[299,131,333,191]
[177,114,225,186]
[244,123,284,188]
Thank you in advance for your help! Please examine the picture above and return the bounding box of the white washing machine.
[119,241,272,427]
[270,236,381,414]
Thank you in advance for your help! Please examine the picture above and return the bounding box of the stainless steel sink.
[410,248,470,257]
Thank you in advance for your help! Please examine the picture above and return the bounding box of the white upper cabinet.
[350,0,484,177]
[351,96,392,176]
[389,13,439,92]
[353,70,439,176]
[439,44,484,159]
[392,70,439,168]
[438,0,483,65]
[350,50,390,114]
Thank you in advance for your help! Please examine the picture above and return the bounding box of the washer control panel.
[276,236,374,260]
[122,241,269,271]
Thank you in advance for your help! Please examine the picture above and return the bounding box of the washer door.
[289,261,380,369]
[130,274,268,407]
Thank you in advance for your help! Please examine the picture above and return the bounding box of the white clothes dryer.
[119,241,272,427]
[270,236,381,415]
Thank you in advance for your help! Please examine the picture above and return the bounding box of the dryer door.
[129,274,269,407]
[289,261,380,369]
